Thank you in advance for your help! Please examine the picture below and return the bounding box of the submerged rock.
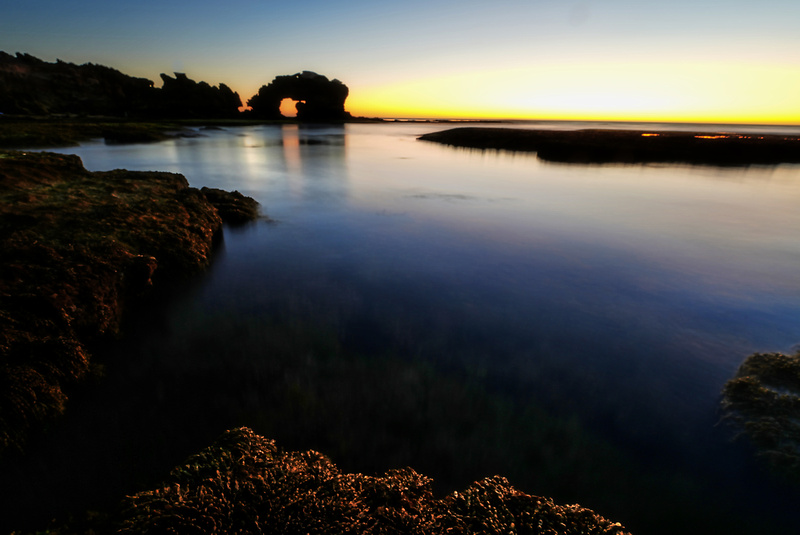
[0,150,259,452]
[721,351,800,481]
[118,427,632,535]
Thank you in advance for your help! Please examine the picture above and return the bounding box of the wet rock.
[118,427,632,535]
[721,351,800,481]
[0,150,259,452]
[201,186,262,225]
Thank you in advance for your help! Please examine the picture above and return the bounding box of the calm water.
[4,122,800,534]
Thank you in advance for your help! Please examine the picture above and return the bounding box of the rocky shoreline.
[0,117,184,148]
[418,127,800,165]
[0,142,636,535]
[0,150,259,452]
[0,148,636,535]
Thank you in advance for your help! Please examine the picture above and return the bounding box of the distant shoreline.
[418,127,800,165]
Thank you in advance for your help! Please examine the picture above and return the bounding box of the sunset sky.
[2,0,799,123]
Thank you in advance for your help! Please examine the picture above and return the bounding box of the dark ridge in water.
[418,127,800,165]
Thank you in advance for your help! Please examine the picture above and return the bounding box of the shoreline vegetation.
[418,127,800,165]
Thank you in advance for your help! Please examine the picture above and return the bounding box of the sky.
[2,0,799,123]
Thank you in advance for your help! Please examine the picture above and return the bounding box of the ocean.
[4,121,800,534]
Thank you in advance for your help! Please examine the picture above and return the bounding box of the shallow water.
[4,122,800,534]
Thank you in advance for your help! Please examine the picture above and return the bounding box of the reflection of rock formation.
[275,124,349,201]
[0,52,242,118]
[247,71,351,122]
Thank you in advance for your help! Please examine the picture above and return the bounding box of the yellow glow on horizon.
[347,61,800,124]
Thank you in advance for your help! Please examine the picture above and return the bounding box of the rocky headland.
[0,52,243,119]
[0,52,356,123]
[0,150,259,452]
[419,127,800,165]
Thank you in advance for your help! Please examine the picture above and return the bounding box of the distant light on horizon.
[347,60,800,125]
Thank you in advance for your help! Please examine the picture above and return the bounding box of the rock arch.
[247,71,351,121]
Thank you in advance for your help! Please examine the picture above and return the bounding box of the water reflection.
[277,124,348,203]
[4,123,800,535]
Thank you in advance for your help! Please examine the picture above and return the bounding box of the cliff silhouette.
[0,52,243,119]
[247,71,351,121]
[0,52,156,116]
[0,52,352,121]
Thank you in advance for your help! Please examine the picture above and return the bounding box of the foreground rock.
[419,127,800,165]
[721,351,800,482]
[118,427,631,535]
[0,150,258,452]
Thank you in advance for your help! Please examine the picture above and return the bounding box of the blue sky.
[2,0,799,121]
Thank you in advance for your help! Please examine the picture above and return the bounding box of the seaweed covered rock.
[0,150,258,452]
[118,427,631,535]
[721,351,800,481]
[201,187,262,225]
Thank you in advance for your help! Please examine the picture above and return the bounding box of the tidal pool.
[4,122,800,534]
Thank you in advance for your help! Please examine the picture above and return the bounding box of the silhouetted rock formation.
[153,72,242,119]
[419,127,800,166]
[0,52,155,116]
[0,52,242,119]
[247,71,351,121]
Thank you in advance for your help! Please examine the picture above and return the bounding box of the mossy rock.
[0,150,259,453]
[118,427,631,535]
[721,351,800,480]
